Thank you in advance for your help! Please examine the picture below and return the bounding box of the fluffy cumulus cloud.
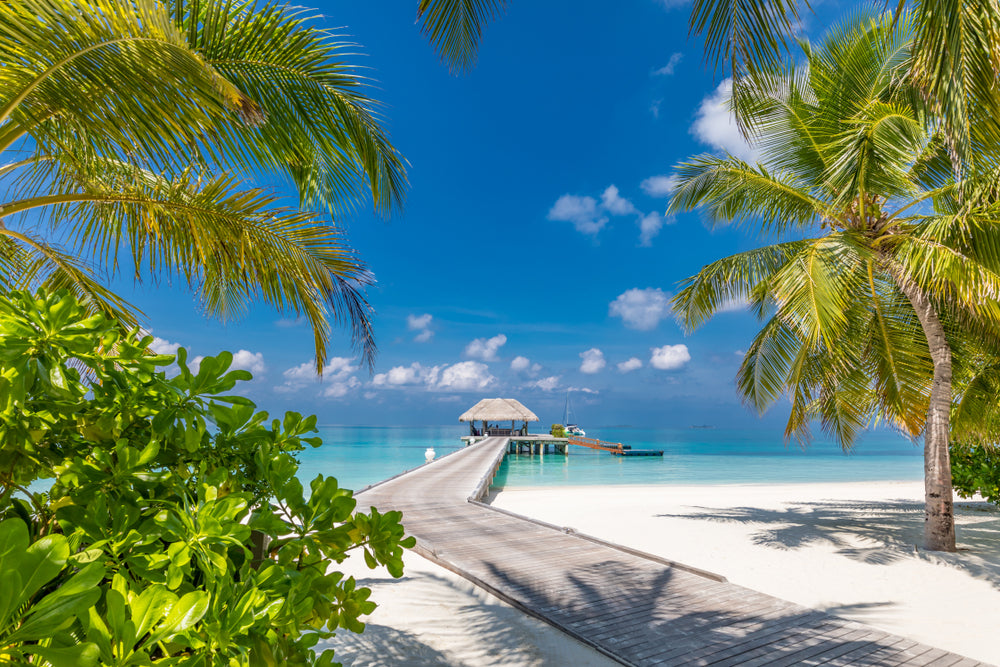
[548,185,640,237]
[230,350,266,375]
[407,313,434,343]
[550,184,669,246]
[691,79,758,161]
[279,356,356,393]
[638,211,670,247]
[650,344,691,370]
[640,175,678,198]
[617,357,643,373]
[547,194,606,235]
[371,361,495,393]
[579,348,606,374]
[323,376,361,398]
[150,336,181,355]
[373,362,426,386]
[464,334,507,361]
[436,361,495,391]
[510,356,530,371]
[654,52,683,76]
[609,288,673,330]
[530,376,561,392]
[600,185,637,215]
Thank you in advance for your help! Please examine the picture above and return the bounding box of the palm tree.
[669,12,1000,552]
[0,0,510,371]
[688,0,1000,169]
[0,0,417,370]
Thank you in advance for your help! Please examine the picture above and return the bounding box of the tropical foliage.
[669,12,1000,551]
[0,0,415,371]
[950,442,1000,506]
[0,289,414,665]
[686,0,1000,166]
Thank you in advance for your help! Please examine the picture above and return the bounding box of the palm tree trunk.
[896,278,956,552]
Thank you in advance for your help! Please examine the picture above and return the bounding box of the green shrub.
[0,289,414,666]
[951,441,1000,506]
[550,424,565,437]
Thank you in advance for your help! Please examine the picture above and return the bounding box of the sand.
[323,480,1000,665]
[323,551,619,666]
[492,481,1000,665]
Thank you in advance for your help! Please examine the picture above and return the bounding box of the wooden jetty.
[357,436,989,667]
[569,435,663,457]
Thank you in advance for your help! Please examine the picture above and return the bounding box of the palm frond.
[416,0,506,73]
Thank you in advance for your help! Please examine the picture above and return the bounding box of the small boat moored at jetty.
[563,390,586,437]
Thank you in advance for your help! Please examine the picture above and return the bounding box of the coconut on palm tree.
[669,11,1000,552]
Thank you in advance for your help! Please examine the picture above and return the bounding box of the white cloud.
[566,386,599,394]
[531,376,561,392]
[609,288,673,330]
[716,297,749,313]
[617,357,643,373]
[279,356,356,392]
[436,361,495,391]
[150,336,181,355]
[658,0,690,8]
[650,344,691,370]
[510,355,531,371]
[600,185,637,215]
[381,363,425,386]
[548,185,639,236]
[323,376,360,398]
[638,211,669,247]
[548,194,607,235]
[282,361,318,384]
[640,174,678,198]
[407,313,434,342]
[654,52,683,76]
[691,79,758,162]
[407,313,432,330]
[650,99,662,119]
[464,334,507,361]
[370,360,494,393]
[230,350,266,375]
[579,348,606,374]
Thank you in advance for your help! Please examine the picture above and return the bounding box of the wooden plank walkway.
[357,437,990,667]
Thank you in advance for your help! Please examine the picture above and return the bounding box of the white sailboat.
[563,390,586,437]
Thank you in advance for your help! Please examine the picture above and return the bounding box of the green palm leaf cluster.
[0,0,413,370]
[688,0,1000,165]
[671,11,1000,551]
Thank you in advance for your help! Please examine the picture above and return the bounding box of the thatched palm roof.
[459,398,539,422]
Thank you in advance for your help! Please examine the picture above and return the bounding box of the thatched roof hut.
[460,398,538,436]
[459,398,539,423]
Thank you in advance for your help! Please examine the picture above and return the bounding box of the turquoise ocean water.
[297,425,924,492]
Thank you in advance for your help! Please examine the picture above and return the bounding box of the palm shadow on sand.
[320,571,608,667]
[656,498,1000,589]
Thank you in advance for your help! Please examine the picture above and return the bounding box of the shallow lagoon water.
[298,425,923,491]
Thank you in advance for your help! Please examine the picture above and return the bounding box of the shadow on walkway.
[322,570,617,667]
[477,558,938,666]
[656,498,1000,589]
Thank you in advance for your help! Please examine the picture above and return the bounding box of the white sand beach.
[492,481,1000,665]
[325,550,619,666]
[327,480,1000,665]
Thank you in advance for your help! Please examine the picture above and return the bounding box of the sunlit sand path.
[356,437,989,666]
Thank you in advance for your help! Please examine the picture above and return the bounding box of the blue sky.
[126,0,853,427]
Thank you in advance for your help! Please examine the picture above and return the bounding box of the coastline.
[327,477,1000,665]
[491,480,1000,665]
